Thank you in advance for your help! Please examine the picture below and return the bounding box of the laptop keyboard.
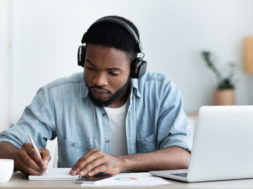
[172,173,188,177]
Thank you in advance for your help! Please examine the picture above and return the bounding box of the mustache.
[89,86,111,94]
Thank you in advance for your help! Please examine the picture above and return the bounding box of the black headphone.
[77,17,147,78]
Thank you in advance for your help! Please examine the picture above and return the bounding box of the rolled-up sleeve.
[0,85,56,149]
[157,81,192,152]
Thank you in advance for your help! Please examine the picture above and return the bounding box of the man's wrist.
[13,151,20,171]
[118,155,131,172]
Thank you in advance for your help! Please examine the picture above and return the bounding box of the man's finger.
[26,147,44,168]
[40,149,51,161]
[26,165,45,175]
[78,157,106,176]
[18,148,43,172]
[16,151,43,175]
[88,164,107,177]
[78,148,97,163]
[78,150,103,167]
[76,151,103,172]
[40,148,51,168]
[70,149,101,174]
[22,143,44,167]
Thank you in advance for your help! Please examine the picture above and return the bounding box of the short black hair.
[84,15,139,63]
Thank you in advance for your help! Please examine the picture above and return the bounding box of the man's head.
[80,16,143,107]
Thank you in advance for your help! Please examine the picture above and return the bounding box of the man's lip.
[91,88,109,94]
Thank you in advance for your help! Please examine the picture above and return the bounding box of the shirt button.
[103,113,107,116]
[70,142,75,147]
[105,139,110,143]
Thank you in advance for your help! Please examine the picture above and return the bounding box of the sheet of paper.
[28,168,80,181]
[80,172,170,187]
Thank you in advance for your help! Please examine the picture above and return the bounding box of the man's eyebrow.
[107,67,121,71]
[85,59,122,71]
[85,59,96,67]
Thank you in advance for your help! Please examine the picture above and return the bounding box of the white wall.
[9,0,253,123]
[0,0,10,131]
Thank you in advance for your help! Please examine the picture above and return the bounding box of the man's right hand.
[15,143,51,175]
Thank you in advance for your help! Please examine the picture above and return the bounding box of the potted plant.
[201,51,236,105]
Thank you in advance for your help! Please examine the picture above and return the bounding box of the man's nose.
[93,72,108,86]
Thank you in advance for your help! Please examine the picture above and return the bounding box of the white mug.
[0,159,14,183]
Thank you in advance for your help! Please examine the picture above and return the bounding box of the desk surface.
[2,172,253,189]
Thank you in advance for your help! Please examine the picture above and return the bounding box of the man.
[0,16,192,177]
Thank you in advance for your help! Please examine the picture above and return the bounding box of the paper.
[28,168,80,181]
[80,172,170,187]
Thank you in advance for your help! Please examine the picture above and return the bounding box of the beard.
[85,77,131,107]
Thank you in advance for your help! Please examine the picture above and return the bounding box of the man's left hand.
[69,148,124,176]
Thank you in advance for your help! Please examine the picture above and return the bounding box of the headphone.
[77,17,147,78]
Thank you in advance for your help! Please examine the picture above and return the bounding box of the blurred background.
[1,0,253,131]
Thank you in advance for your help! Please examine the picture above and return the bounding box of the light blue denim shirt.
[0,71,192,167]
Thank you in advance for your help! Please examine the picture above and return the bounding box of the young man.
[0,16,192,177]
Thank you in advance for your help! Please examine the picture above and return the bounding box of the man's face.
[84,44,131,107]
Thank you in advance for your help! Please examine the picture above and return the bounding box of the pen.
[27,134,48,175]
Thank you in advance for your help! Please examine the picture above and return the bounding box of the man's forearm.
[0,142,19,160]
[119,146,190,172]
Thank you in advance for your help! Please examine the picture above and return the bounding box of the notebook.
[28,168,80,180]
[150,106,253,182]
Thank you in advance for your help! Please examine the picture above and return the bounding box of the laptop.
[150,106,253,182]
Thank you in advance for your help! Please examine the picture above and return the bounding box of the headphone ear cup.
[77,45,86,67]
[130,58,147,78]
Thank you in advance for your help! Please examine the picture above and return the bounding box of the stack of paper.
[80,172,170,187]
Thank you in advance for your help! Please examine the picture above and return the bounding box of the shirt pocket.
[57,136,93,167]
[136,133,157,153]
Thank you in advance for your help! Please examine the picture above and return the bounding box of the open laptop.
[150,106,253,182]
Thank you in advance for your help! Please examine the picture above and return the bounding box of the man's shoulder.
[134,71,180,99]
[138,71,172,87]
[46,72,84,91]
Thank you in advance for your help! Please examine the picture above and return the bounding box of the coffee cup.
[0,159,14,183]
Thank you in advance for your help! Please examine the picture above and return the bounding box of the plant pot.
[213,89,235,105]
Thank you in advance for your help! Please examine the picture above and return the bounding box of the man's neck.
[108,88,130,108]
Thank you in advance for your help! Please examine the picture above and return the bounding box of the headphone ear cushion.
[77,45,86,67]
[130,58,147,78]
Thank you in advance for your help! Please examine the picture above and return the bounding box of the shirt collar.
[131,78,141,98]
[81,77,89,99]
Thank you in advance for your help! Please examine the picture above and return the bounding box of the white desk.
[1,172,253,189]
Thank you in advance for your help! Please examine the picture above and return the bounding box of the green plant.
[201,51,235,90]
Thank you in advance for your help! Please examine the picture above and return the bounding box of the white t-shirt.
[104,102,128,156]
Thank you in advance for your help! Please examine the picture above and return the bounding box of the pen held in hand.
[27,134,48,175]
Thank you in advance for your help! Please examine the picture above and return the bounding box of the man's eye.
[109,72,119,76]
[86,67,95,71]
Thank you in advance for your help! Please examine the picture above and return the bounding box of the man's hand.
[70,148,124,177]
[15,143,51,175]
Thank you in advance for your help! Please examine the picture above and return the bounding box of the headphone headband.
[82,17,142,52]
[78,16,147,78]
